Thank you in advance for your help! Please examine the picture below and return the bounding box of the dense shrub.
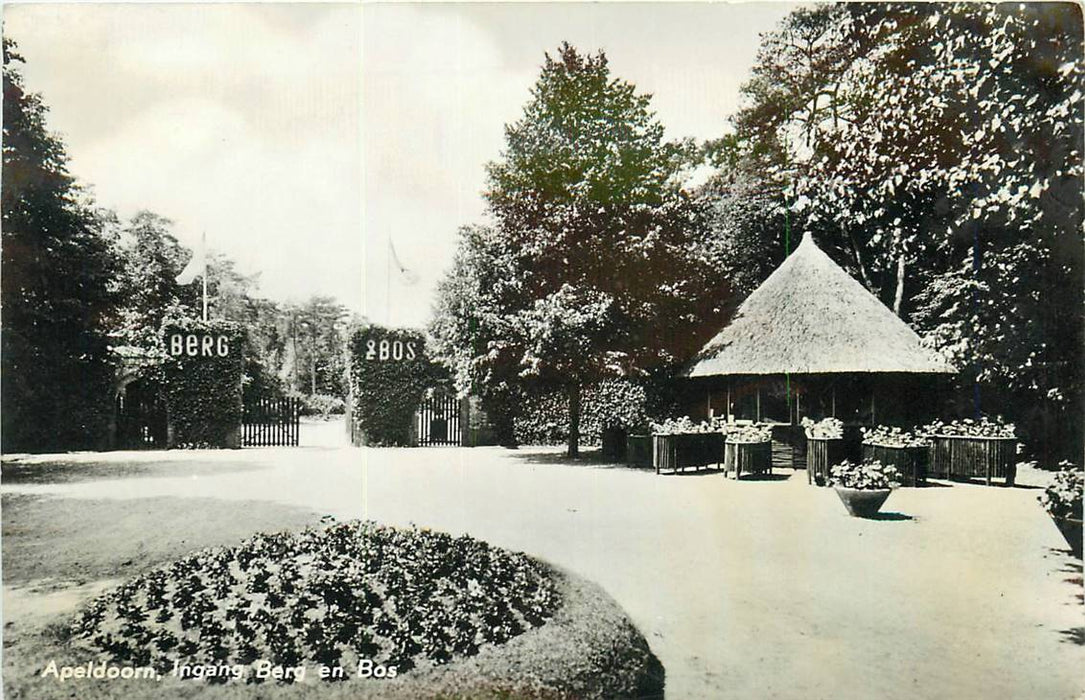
[514,378,670,446]
[296,392,346,418]
[241,355,288,405]
[1039,463,1083,520]
[159,319,245,448]
[70,522,559,682]
[348,325,439,446]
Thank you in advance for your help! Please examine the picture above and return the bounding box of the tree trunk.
[893,251,906,316]
[846,228,875,291]
[567,383,581,458]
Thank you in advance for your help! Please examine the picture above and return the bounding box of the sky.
[4,2,797,328]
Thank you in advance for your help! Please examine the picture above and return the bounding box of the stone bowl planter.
[834,487,892,518]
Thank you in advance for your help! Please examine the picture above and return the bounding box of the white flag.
[389,239,419,286]
[176,233,206,285]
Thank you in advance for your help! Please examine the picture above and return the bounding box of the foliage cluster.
[70,521,559,682]
[159,319,245,448]
[725,424,773,444]
[802,417,844,440]
[1,40,119,451]
[1039,463,1083,521]
[650,416,772,442]
[861,425,931,449]
[348,325,437,446]
[294,392,346,418]
[829,460,902,490]
[111,219,355,408]
[431,43,731,456]
[513,379,651,445]
[920,416,1015,439]
[650,416,711,435]
[728,3,1082,460]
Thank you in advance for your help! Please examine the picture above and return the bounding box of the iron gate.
[417,394,462,446]
[115,380,167,449]
[242,397,300,447]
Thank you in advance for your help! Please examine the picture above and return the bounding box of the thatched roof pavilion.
[687,232,954,376]
[683,232,954,428]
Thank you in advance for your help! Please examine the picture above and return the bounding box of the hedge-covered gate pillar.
[160,319,244,448]
[348,324,433,446]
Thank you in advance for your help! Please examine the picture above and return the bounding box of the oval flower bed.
[69,522,559,683]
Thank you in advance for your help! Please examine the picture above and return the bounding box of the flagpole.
[201,231,208,321]
[386,235,392,326]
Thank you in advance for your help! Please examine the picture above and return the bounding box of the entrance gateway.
[415,393,463,446]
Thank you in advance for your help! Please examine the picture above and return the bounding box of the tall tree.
[429,224,524,445]
[288,296,351,398]
[2,40,120,451]
[728,3,1083,459]
[441,43,730,456]
[110,211,194,359]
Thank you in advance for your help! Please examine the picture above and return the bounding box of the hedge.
[513,378,676,446]
[348,325,437,446]
[159,318,245,448]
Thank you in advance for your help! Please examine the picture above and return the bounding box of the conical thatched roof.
[685,233,955,377]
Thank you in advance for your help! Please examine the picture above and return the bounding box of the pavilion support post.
[756,386,761,422]
[831,385,837,417]
[726,383,731,423]
[707,389,713,419]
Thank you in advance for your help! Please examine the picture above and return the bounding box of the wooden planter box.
[724,440,772,479]
[928,435,1017,486]
[653,433,724,475]
[806,436,846,486]
[626,434,652,468]
[862,443,928,487]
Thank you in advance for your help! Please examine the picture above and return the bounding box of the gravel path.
[3,445,1082,699]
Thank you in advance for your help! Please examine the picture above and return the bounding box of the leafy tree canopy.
[726,2,1083,460]
[434,43,731,454]
[2,39,120,451]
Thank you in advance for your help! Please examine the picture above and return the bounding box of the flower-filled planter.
[651,433,724,474]
[723,424,773,480]
[861,426,931,487]
[923,418,1017,486]
[651,417,724,474]
[829,460,902,518]
[1039,463,1083,558]
[803,417,845,486]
